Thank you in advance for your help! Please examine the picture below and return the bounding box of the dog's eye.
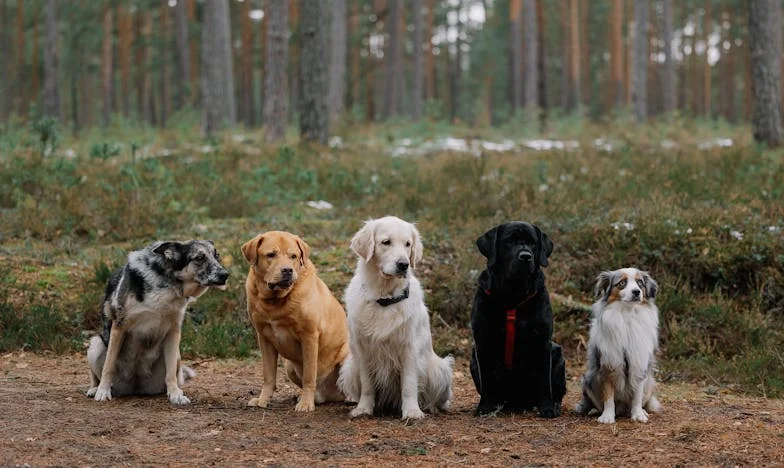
[617,279,627,288]
[194,254,206,262]
[266,252,276,258]
[636,279,645,288]
[290,254,297,260]
[405,241,411,247]
[381,239,391,246]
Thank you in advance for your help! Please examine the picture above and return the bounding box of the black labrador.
[469,221,566,417]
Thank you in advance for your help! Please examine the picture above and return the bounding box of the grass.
[0,117,782,397]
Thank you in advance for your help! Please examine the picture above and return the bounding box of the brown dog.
[242,231,349,412]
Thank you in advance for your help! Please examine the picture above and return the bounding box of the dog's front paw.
[295,396,315,412]
[247,396,270,408]
[597,411,616,424]
[538,403,561,419]
[401,406,426,420]
[86,387,98,398]
[93,386,112,402]
[630,408,649,423]
[475,402,503,417]
[349,403,374,419]
[167,388,191,405]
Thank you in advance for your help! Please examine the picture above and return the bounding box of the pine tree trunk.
[241,0,255,127]
[721,9,736,122]
[0,0,8,120]
[631,0,647,122]
[160,4,171,128]
[101,7,113,127]
[411,0,423,120]
[509,0,522,114]
[328,0,346,123]
[117,7,132,118]
[289,1,300,125]
[299,0,328,143]
[31,21,40,109]
[536,0,547,127]
[174,0,190,109]
[703,2,712,117]
[348,2,360,112]
[523,0,538,119]
[384,0,402,118]
[425,0,436,101]
[43,0,59,120]
[201,0,236,136]
[15,0,24,116]
[450,0,462,123]
[749,0,784,146]
[263,0,288,142]
[569,0,580,111]
[662,0,676,113]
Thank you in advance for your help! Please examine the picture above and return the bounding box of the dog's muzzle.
[268,268,294,290]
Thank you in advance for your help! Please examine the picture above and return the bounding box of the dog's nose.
[631,289,641,299]
[281,267,293,277]
[216,270,229,283]
[517,250,533,261]
[396,260,409,273]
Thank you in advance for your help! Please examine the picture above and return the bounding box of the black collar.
[376,285,410,307]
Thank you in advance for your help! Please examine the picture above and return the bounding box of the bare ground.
[1,352,782,467]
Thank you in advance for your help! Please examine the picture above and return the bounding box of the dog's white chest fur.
[591,301,659,371]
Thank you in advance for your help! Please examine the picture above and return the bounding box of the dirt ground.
[1,353,781,467]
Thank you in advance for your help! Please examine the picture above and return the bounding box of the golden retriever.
[242,231,349,411]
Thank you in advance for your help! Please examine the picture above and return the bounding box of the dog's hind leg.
[86,336,106,397]
[316,365,345,404]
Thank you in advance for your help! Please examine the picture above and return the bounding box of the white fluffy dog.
[338,216,454,420]
[576,267,663,423]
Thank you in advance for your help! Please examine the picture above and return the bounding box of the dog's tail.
[178,365,197,386]
[424,354,454,412]
[337,354,361,402]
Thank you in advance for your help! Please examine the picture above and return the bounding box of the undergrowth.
[0,118,782,397]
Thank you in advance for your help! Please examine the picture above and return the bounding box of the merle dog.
[86,240,229,405]
[469,222,566,417]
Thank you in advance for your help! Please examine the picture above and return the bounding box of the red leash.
[485,289,538,369]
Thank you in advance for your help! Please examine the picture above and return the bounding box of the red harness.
[485,289,538,369]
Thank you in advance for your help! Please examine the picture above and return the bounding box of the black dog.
[469,222,566,417]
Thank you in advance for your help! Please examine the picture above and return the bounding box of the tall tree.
[703,1,712,116]
[425,0,436,101]
[174,0,191,109]
[509,0,522,113]
[31,21,40,109]
[101,7,113,126]
[43,0,59,119]
[201,0,236,136]
[384,0,403,118]
[662,0,676,113]
[0,0,8,120]
[299,0,328,143]
[748,0,784,146]
[411,0,423,120]
[117,6,132,117]
[240,0,256,127]
[523,0,538,118]
[536,0,547,126]
[15,0,24,116]
[631,0,648,122]
[160,3,171,127]
[328,0,347,123]
[568,0,580,111]
[264,0,288,142]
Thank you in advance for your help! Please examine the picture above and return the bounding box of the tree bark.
[384,0,402,118]
[523,0,538,118]
[328,0,347,123]
[201,0,236,136]
[299,0,328,143]
[411,0,423,120]
[241,0,256,127]
[43,0,59,120]
[568,0,580,111]
[703,1,712,117]
[160,4,171,128]
[117,7,132,117]
[348,2,360,111]
[662,0,676,113]
[174,0,191,109]
[425,0,436,101]
[101,7,113,127]
[15,0,24,116]
[263,0,288,142]
[509,0,522,113]
[632,0,648,122]
[0,0,8,120]
[749,0,784,146]
[536,0,547,127]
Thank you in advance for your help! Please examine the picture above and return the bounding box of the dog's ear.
[241,234,264,265]
[594,271,614,301]
[152,241,187,269]
[350,220,375,263]
[642,271,658,300]
[409,223,424,269]
[295,236,311,267]
[535,226,554,268]
[476,225,499,264]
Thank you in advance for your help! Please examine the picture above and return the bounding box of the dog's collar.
[376,285,410,307]
[484,289,539,370]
